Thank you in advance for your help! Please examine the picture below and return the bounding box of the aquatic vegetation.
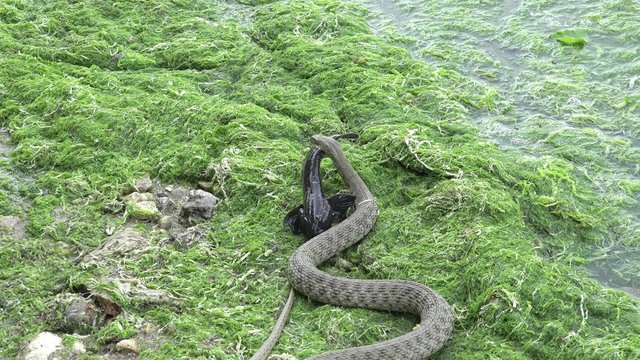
[0,0,639,359]
[550,29,588,48]
[368,0,640,283]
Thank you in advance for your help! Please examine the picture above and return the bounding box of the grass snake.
[252,135,454,359]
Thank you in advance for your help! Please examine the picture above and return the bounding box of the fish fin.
[328,194,356,217]
[284,205,303,235]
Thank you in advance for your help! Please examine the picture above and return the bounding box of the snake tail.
[250,287,296,360]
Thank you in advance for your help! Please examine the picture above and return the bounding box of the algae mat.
[0,0,639,359]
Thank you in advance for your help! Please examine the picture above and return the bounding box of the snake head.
[311,134,359,148]
[311,134,334,147]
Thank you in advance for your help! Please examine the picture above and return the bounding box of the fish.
[284,134,358,238]
[251,134,359,360]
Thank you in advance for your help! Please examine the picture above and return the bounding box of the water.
[364,0,640,293]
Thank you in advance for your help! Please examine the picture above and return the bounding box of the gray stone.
[155,195,173,213]
[122,174,153,195]
[0,215,26,241]
[0,215,19,230]
[104,277,174,305]
[170,225,207,247]
[179,190,218,226]
[197,180,214,192]
[59,294,98,334]
[158,216,173,230]
[134,174,153,193]
[83,228,150,262]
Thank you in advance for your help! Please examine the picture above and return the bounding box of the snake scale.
[252,135,454,359]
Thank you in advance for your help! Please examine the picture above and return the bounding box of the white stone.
[71,340,86,355]
[116,339,140,354]
[20,332,63,360]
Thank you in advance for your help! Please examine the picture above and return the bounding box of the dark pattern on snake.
[288,135,454,359]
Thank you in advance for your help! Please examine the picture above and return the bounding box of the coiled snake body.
[253,135,454,359]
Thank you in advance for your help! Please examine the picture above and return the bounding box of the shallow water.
[365,0,640,290]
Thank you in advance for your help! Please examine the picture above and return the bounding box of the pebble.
[71,341,86,355]
[116,339,140,354]
[134,174,153,193]
[158,216,172,230]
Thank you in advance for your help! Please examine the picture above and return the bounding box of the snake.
[252,135,454,359]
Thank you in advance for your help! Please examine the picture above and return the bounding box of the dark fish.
[284,134,358,238]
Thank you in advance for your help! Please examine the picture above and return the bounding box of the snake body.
[253,135,454,359]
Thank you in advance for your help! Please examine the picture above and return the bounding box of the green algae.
[368,0,640,289]
[0,0,639,359]
[550,29,588,48]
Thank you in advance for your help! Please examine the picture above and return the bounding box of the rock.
[179,190,218,226]
[129,201,161,221]
[57,294,99,334]
[335,257,355,272]
[158,216,172,230]
[0,215,19,230]
[197,180,213,192]
[19,332,63,360]
[71,340,86,355]
[53,291,122,333]
[91,293,123,318]
[103,199,125,214]
[125,192,154,203]
[155,195,173,213]
[162,323,176,334]
[170,225,207,247]
[134,174,153,193]
[101,277,174,305]
[83,228,150,262]
[271,355,299,360]
[142,322,156,335]
[0,215,26,240]
[122,174,153,195]
[116,339,140,354]
[124,192,160,221]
